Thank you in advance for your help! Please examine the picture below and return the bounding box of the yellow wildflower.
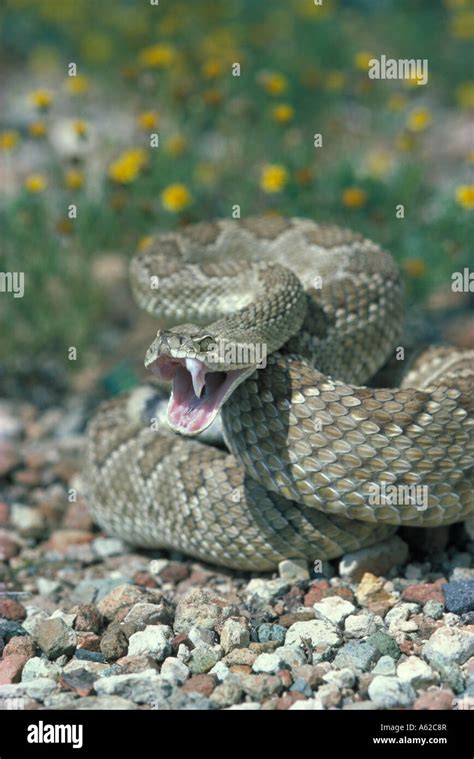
[272,104,294,123]
[56,218,74,235]
[407,108,432,132]
[139,44,175,68]
[193,162,217,186]
[261,72,288,96]
[30,89,53,110]
[395,132,415,152]
[456,81,474,109]
[341,187,367,208]
[25,174,47,193]
[66,75,90,95]
[0,130,19,150]
[365,149,394,179]
[81,32,112,63]
[28,121,47,138]
[260,164,288,193]
[468,151,474,164]
[387,94,407,111]
[354,52,375,71]
[73,119,89,137]
[161,183,192,212]
[202,89,222,106]
[325,71,345,91]
[138,236,153,252]
[165,134,187,156]
[444,0,469,8]
[65,169,84,190]
[456,185,474,209]
[202,59,223,79]
[137,111,159,130]
[109,148,148,184]
[451,11,474,38]
[404,259,426,278]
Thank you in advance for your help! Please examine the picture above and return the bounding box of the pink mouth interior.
[150,356,245,434]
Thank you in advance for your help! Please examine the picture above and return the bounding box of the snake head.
[145,326,257,435]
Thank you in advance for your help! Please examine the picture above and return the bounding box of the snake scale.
[84,217,474,570]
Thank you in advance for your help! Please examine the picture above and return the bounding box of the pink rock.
[159,563,190,584]
[0,654,28,684]
[414,689,453,710]
[3,636,36,658]
[304,580,330,606]
[0,442,18,476]
[46,529,94,552]
[0,530,20,560]
[0,598,26,621]
[76,632,101,652]
[0,502,9,525]
[181,674,216,697]
[276,692,306,710]
[401,579,445,605]
[62,501,94,531]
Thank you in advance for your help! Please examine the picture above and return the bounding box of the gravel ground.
[0,398,473,711]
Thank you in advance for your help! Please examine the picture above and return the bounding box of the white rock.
[323,667,355,688]
[313,596,355,627]
[316,683,341,708]
[177,643,191,663]
[368,676,416,708]
[245,578,289,608]
[385,603,418,633]
[21,657,61,682]
[37,578,61,596]
[21,608,49,636]
[210,661,230,682]
[423,626,474,666]
[50,610,76,628]
[344,613,376,638]
[10,504,45,538]
[187,626,216,646]
[220,618,250,654]
[278,559,310,582]
[92,537,127,558]
[94,669,166,705]
[148,559,169,576]
[160,657,189,685]
[63,660,107,675]
[285,620,341,651]
[289,699,324,710]
[272,645,306,670]
[0,678,57,702]
[372,655,397,676]
[397,657,436,688]
[252,653,283,674]
[127,625,172,661]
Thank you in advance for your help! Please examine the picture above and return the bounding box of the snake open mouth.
[149,356,249,435]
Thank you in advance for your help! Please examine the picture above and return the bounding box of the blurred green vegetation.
[0,0,472,375]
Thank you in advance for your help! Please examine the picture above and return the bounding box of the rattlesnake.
[84,217,474,570]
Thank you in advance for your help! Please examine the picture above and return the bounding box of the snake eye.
[196,335,214,352]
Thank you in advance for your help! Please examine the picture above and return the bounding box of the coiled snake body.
[85,218,474,570]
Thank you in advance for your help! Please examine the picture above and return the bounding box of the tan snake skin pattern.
[84,218,474,570]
